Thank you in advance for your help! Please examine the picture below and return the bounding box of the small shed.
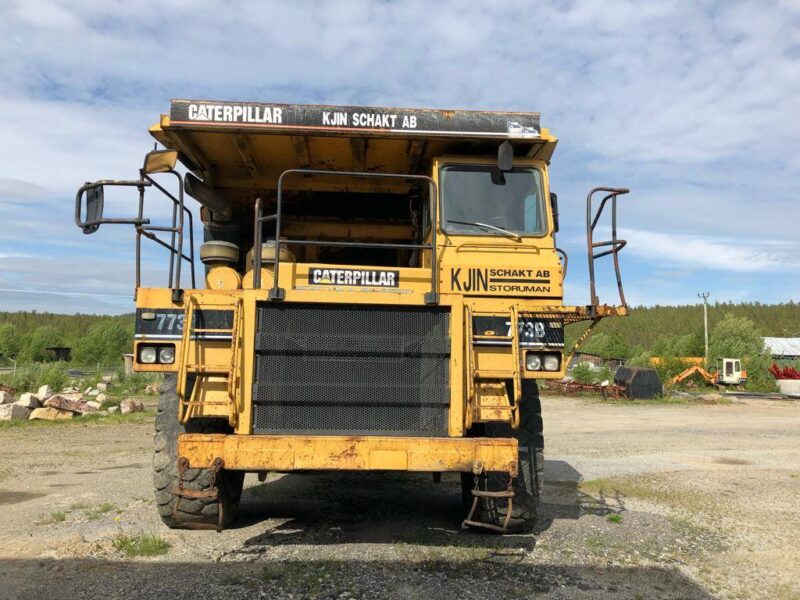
[764,337,800,362]
[45,347,71,362]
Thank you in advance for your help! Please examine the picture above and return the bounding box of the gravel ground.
[1,396,799,600]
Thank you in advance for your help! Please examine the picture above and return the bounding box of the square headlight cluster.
[526,352,561,372]
[138,344,175,365]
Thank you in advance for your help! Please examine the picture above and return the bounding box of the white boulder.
[15,393,41,409]
[35,385,53,401]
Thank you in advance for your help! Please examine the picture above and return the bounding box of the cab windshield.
[440,165,545,236]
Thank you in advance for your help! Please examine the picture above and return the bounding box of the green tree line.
[565,301,800,391]
[566,301,800,354]
[0,312,134,366]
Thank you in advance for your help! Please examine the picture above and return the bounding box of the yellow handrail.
[509,305,522,429]
[176,297,196,423]
[226,297,244,427]
[464,305,474,430]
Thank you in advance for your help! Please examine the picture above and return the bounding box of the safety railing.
[586,187,630,311]
[253,169,439,304]
[74,150,196,300]
[135,169,196,300]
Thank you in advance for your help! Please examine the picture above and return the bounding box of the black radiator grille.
[253,303,450,436]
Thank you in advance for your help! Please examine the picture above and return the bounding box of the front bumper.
[178,434,518,474]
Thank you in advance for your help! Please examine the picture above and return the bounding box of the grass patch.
[108,372,162,397]
[100,396,122,409]
[85,502,116,520]
[580,475,712,514]
[606,513,623,524]
[112,533,170,557]
[0,409,154,430]
[36,510,68,525]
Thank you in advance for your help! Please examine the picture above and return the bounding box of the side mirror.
[78,184,105,234]
[143,149,178,174]
[550,192,560,233]
[497,140,513,171]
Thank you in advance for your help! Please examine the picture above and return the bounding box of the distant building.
[45,347,71,361]
[569,352,626,371]
[764,337,800,362]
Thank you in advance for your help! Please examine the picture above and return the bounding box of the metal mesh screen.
[253,303,450,436]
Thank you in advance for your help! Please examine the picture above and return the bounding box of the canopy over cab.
[149,99,558,205]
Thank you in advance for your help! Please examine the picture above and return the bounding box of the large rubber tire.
[153,374,244,529]
[462,380,543,533]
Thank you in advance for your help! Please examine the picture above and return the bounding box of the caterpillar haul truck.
[75,100,631,533]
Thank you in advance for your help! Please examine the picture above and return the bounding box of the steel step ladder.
[465,305,523,429]
[176,296,243,426]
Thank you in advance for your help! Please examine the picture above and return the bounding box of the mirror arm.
[75,180,152,231]
[497,141,514,171]
[550,192,560,233]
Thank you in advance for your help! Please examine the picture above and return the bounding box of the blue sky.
[0,0,798,315]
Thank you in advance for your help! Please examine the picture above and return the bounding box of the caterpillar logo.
[309,268,399,287]
[187,103,283,123]
[450,268,552,294]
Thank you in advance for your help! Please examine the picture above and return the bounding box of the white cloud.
[622,228,800,272]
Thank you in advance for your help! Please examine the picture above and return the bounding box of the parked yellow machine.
[76,100,631,532]
[669,358,748,389]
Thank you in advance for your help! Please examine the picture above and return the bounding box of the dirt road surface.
[1,396,798,599]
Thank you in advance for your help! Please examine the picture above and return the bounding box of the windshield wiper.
[446,219,521,241]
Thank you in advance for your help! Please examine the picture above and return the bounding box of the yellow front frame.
[134,152,610,474]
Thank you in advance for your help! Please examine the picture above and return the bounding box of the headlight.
[139,346,157,364]
[526,353,542,371]
[543,354,561,371]
[158,346,175,364]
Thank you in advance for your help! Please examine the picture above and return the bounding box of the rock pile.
[0,380,146,421]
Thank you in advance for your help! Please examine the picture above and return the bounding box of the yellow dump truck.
[76,100,630,532]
